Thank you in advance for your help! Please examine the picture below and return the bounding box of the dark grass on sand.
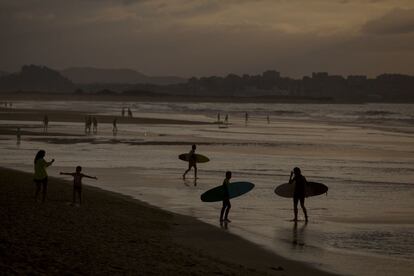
[0,167,268,275]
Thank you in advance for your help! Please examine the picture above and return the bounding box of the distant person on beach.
[245,112,249,125]
[60,166,97,205]
[112,118,118,136]
[183,144,197,179]
[84,116,91,134]
[43,115,49,133]
[122,107,125,117]
[217,112,221,122]
[92,117,98,134]
[34,150,54,202]
[220,171,232,222]
[267,115,270,124]
[289,167,308,222]
[128,108,133,118]
[16,127,21,145]
[224,114,229,124]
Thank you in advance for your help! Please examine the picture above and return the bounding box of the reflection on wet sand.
[292,221,308,247]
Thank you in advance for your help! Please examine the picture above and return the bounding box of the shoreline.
[0,167,336,275]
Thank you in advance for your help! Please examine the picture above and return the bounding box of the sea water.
[1,101,413,276]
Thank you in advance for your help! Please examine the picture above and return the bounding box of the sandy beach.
[0,167,334,275]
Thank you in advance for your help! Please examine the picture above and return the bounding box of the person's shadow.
[292,221,308,247]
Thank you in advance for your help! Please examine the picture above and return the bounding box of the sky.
[1,0,414,78]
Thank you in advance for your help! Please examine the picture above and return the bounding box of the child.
[220,171,232,222]
[60,166,97,205]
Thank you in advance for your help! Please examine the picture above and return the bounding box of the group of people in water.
[182,144,308,223]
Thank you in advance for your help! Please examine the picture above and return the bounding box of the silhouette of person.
[121,107,125,117]
[92,117,98,134]
[183,144,197,179]
[217,112,221,122]
[34,150,54,202]
[112,118,118,136]
[289,167,308,222]
[60,166,97,205]
[245,112,249,125]
[16,127,21,145]
[267,115,270,124]
[128,108,133,118]
[43,115,49,133]
[220,171,232,222]
[224,114,229,124]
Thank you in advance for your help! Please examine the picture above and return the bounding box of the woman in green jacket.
[34,150,54,202]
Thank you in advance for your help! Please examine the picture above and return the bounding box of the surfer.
[60,166,97,205]
[183,144,197,179]
[220,171,232,222]
[34,150,55,202]
[289,167,308,222]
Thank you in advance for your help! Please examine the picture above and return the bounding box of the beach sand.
[0,167,334,275]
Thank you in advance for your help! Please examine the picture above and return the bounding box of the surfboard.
[179,153,210,163]
[274,181,328,198]
[201,181,255,202]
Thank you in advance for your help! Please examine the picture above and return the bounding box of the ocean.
[1,101,413,275]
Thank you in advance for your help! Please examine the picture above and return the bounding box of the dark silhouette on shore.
[60,166,97,205]
[34,150,54,202]
[289,167,308,222]
[183,144,197,179]
[220,171,232,223]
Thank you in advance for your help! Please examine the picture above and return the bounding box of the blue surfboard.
[201,181,255,202]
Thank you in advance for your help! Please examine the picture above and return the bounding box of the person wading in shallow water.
[33,150,54,202]
[183,144,197,179]
[220,171,232,223]
[289,167,308,222]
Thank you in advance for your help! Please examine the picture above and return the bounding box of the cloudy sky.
[1,0,414,77]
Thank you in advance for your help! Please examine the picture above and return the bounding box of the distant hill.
[0,65,75,93]
[61,67,186,85]
[0,70,9,77]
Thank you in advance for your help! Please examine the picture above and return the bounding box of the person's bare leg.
[300,198,308,222]
[42,182,47,203]
[293,198,299,221]
[35,182,40,201]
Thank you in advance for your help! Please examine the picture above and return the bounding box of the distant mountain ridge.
[61,67,186,85]
[0,65,74,93]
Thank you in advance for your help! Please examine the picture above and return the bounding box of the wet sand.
[0,167,334,275]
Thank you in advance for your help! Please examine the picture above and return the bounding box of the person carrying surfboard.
[220,171,232,222]
[290,167,308,222]
[183,144,197,179]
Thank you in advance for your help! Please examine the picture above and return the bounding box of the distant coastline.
[0,91,412,104]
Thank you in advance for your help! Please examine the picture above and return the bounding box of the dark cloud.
[362,8,414,35]
[0,0,413,77]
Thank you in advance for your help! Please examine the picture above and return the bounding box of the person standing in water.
[267,114,270,124]
[34,150,54,202]
[112,118,118,136]
[16,127,21,145]
[121,107,125,117]
[60,166,97,205]
[245,112,249,125]
[92,117,98,134]
[43,115,49,133]
[224,114,229,124]
[289,167,308,222]
[220,171,232,222]
[183,144,197,179]
[127,108,133,118]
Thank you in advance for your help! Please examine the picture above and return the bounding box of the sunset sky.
[1,0,414,77]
